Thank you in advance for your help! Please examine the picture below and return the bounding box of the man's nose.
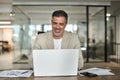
[56,24,61,28]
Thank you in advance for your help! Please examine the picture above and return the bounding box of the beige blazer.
[33,31,84,69]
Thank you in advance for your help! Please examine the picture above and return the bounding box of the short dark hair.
[52,10,68,23]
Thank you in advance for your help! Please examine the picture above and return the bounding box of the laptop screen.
[32,49,79,76]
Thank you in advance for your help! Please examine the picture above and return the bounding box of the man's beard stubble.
[53,28,62,37]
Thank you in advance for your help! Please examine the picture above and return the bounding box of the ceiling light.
[106,13,111,17]
[0,21,11,24]
[0,25,13,28]
[107,17,109,21]
[10,12,15,17]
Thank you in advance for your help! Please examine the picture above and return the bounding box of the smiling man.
[33,10,84,69]
[52,11,67,39]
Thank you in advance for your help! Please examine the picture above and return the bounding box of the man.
[33,10,84,69]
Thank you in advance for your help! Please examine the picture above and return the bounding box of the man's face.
[52,16,67,39]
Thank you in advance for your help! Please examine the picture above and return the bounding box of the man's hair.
[52,10,68,23]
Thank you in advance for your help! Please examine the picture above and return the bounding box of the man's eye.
[52,22,64,26]
[53,22,57,25]
[59,23,64,26]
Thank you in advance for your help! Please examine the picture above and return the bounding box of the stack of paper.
[0,70,33,77]
[78,67,115,76]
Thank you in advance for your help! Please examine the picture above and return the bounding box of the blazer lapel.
[61,31,69,49]
[46,31,54,49]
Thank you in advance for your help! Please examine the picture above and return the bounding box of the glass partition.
[88,7,105,62]
[12,6,31,63]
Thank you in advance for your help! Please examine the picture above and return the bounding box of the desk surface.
[0,62,120,80]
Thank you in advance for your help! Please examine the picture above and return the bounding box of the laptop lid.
[32,49,79,76]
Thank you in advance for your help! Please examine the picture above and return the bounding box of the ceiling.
[0,0,117,25]
[13,0,111,5]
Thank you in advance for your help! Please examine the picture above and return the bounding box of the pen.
[21,71,28,74]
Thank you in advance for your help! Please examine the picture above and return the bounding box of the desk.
[0,41,9,54]
[0,62,120,80]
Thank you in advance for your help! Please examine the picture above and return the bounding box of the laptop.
[32,49,79,76]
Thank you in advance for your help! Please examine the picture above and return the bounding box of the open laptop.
[32,49,79,76]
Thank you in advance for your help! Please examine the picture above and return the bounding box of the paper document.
[78,67,115,76]
[0,70,33,77]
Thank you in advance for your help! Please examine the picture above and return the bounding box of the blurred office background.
[0,0,120,69]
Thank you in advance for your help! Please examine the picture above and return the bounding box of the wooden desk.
[0,62,120,80]
[0,41,9,53]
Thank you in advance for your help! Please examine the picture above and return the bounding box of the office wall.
[0,28,13,51]
[116,14,120,63]
[0,29,2,40]
[110,1,120,63]
[111,1,120,16]
[2,28,13,49]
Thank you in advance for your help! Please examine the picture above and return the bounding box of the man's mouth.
[54,29,60,33]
